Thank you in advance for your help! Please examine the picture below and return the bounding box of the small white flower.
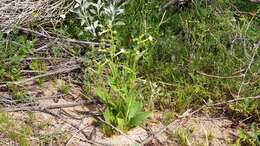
[148,35,153,41]
[136,50,140,56]
[231,17,236,23]
[120,48,126,53]
[60,14,66,19]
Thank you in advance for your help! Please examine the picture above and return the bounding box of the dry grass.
[0,0,73,29]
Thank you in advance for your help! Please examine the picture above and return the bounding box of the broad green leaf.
[127,101,141,120]
[95,88,115,107]
[104,108,113,124]
[117,118,125,131]
[109,62,118,79]
[130,112,150,127]
[95,88,109,102]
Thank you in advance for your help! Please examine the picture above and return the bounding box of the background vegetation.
[0,0,259,145]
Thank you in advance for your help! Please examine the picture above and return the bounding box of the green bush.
[234,123,260,146]
[0,111,32,146]
[0,32,35,82]
[113,0,259,116]
[95,62,149,136]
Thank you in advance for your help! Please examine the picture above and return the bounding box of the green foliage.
[7,84,30,102]
[170,127,195,146]
[38,129,68,145]
[230,98,260,117]
[0,32,35,82]
[234,123,260,146]
[0,111,32,146]
[95,62,149,136]
[74,5,153,135]
[58,80,70,94]
[114,0,260,116]
[162,111,177,125]
[29,60,47,72]
[74,0,259,137]
[72,0,125,37]
[232,0,260,12]
[0,0,258,143]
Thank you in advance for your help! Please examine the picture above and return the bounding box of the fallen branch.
[65,125,88,146]
[23,57,66,61]
[4,100,94,112]
[0,24,107,46]
[197,71,243,79]
[0,0,72,27]
[213,95,260,106]
[237,44,258,97]
[0,64,80,88]
[160,0,179,12]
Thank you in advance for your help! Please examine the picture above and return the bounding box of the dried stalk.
[0,0,74,29]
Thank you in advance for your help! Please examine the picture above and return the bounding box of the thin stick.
[0,65,80,88]
[0,24,104,46]
[74,135,112,146]
[190,95,260,115]
[197,71,243,79]
[23,57,66,61]
[213,95,260,106]
[97,117,141,146]
[160,0,179,12]
[20,70,45,74]
[66,128,86,146]
[65,121,87,146]
[4,100,94,112]
[237,44,258,97]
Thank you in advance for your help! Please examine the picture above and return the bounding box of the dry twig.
[65,118,88,146]
[0,24,105,46]
[197,71,243,79]
[0,64,80,88]
[237,43,258,97]
[97,116,141,146]
[0,0,73,28]
[160,0,179,11]
[4,100,94,112]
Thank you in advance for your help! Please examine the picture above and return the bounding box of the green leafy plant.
[113,0,259,118]
[7,84,30,102]
[0,111,32,146]
[38,129,69,146]
[95,62,149,136]
[58,80,70,94]
[169,127,195,146]
[29,60,47,72]
[234,123,260,146]
[0,32,35,82]
[73,0,125,37]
